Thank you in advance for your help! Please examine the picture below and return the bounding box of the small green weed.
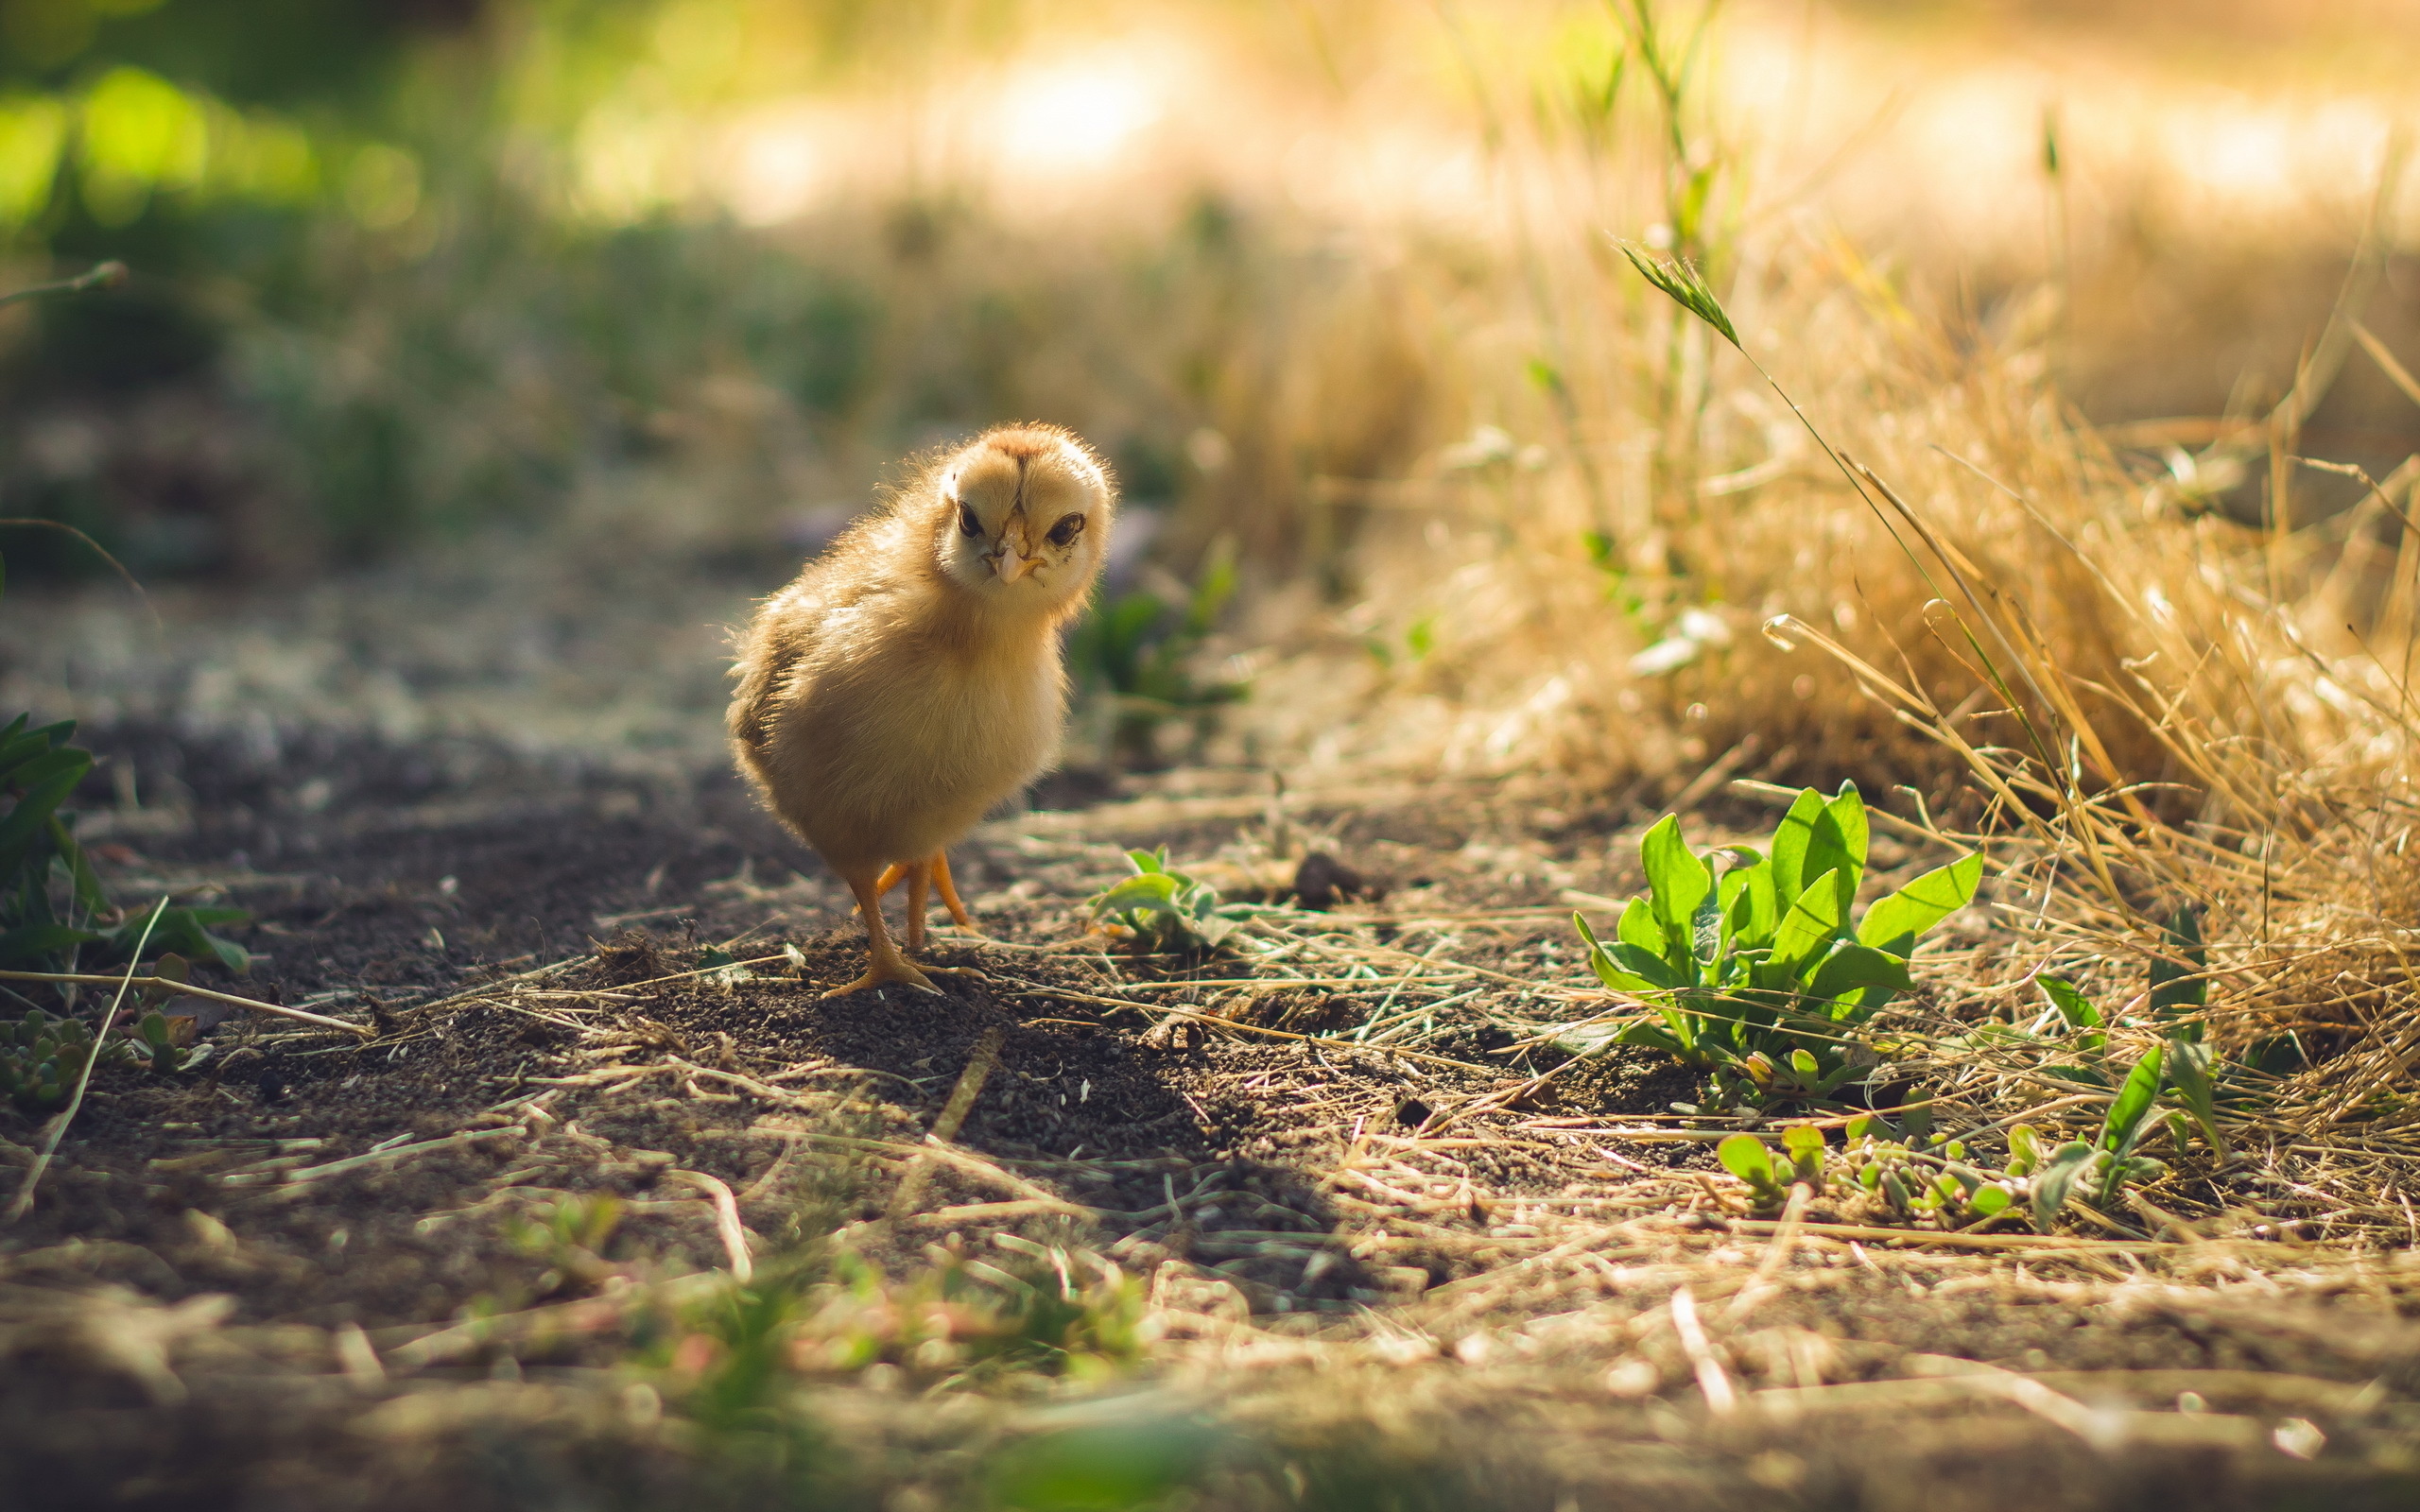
[1,951,227,1106]
[1947,910,2237,1164]
[1718,1111,2019,1230]
[505,1194,625,1302]
[0,705,249,978]
[651,1235,1143,1443]
[2020,1041,2176,1226]
[1090,849,1257,954]
[1713,1096,2170,1235]
[1559,782,1980,1105]
[0,1009,130,1112]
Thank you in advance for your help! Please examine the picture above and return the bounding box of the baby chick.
[730,423,1115,996]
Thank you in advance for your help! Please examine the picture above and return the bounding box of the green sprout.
[1089,850,1255,954]
[1559,782,1980,1105]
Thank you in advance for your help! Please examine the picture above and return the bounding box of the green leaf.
[1770,868,1844,974]
[2101,1046,2165,1159]
[2037,976,2105,1051]
[1584,956,1662,995]
[1575,912,1657,992]
[2030,1142,2095,1231]
[1781,1123,1824,1181]
[1856,851,1981,955]
[1615,1019,1687,1056]
[1968,1184,2013,1217]
[1616,895,1667,958]
[1689,883,1722,969]
[1769,789,1825,911]
[1604,899,1685,988]
[2149,905,2206,1031]
[1639,816,1711,946]
[1717,1132,1775,1185]
[1620,243,1741,349]
[2164,1034,2227,1161]
[1800,783,1868,927]
[54,815,108,915]
[1094,874,1181,915]
[137,908,251,974]
[1718,852,1776,950]
[0,748,90,876]
[2243,1032,2308,1074]
[1805,941,1913,1008]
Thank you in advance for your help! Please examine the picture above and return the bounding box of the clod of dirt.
[1290,850,1368,909]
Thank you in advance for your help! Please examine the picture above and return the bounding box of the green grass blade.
[2037,975,2107,1052]
[2100,1046,2166,1158]
[2164,1035,2228,1161]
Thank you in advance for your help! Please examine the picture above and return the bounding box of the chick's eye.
[1047,512,1084,546]
[958,504,981,537]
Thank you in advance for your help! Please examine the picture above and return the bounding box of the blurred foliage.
[1068,541,1247,767]
[0,0,1445,582]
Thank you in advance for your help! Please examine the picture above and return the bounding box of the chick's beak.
[991,541,1040,582]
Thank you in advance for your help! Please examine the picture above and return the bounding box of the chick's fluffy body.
[729,425,1114,875]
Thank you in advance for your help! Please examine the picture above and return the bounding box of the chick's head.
[933,424,1115,614]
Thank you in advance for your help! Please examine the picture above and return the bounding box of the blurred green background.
[1,0,1380,584]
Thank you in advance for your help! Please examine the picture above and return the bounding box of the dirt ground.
[7,719,2420,1510]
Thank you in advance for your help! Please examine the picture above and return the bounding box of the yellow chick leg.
[929,851,977,930]
[873,863,906,898]
[826,869,939,998]
[903,860,933,954]
[901,855,985,977]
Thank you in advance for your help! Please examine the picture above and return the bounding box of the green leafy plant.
[1559,782,1980,1104]
[662,1235,1143,1430]
[0,713,112,973]
[1952,913,2235,1164]
[1712,1070,2199,1235]
[2024,1043,2173,1227]
[1089,850,1255,953]
[0,695,250,986]
[0,1008,132,1112]
[1067,544,1248,768]
[1717,1115,2020,1228]
[1716,1123,1826,1208]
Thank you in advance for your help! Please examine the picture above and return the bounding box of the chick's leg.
[826,868,939,997]
[930,851,977,931]
[904,853,984,979]
[904,860,932,954]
